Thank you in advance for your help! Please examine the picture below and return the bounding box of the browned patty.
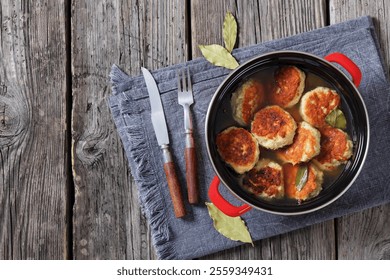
[269,66,305,108]
[251,105,297,149]
[313,126,353,170]
[242,159,284,199]
[277,121,321,165]
[300,87,340,128]
[216,127,260,174]
[231,79,266,126]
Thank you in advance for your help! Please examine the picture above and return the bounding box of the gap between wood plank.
[65,0,74,260]
[325,0,331,26]
[186,0,192,60]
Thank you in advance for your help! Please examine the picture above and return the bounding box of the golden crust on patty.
[251,105,297,150]
[313,126,353,171]
[300,86,340,128]
[269,66,306,108]
[284,163,324,201]
[242,159,284,199]
[231,79,266,126]
[277,121,321,165]
[216,127,260,174]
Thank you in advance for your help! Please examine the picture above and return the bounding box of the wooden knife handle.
[185,147,199,204]
[163,161,186,218]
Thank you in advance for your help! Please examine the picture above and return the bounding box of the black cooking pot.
[206,51,369,216]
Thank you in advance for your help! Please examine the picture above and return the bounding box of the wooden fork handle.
[185,133,199,204]
[162,147,186,218]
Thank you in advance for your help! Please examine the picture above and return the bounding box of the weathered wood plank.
[0,0,69,259]
[330,0,390,260]
[191,0,335,260]
[71,0,188,259]
[191,0,327,56]
[330,0,390,71]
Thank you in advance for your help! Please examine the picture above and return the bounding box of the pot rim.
[205,50,370,215]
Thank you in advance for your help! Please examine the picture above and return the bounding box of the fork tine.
[177,70,182,92]
[187,68,192,93]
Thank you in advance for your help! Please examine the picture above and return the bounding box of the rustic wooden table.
[1,0,389,260]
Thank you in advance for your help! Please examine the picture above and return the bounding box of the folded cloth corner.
[109,16,390,259]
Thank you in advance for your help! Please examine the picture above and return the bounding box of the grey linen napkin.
[109,16,390,259]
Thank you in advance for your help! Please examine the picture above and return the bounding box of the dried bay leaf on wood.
[223,11,237,53]
[199,44,239,70]
[206,202,253,245]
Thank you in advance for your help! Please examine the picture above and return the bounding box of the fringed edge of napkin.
[110,65,176,260]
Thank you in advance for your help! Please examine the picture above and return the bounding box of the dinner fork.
[177,67,199,204]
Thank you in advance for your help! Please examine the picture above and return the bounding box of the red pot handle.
[208,176,252,217]
[324,52,362,87]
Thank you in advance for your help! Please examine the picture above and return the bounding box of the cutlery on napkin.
[141,67,186,218]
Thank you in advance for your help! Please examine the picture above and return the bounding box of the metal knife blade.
[141,67,169,146]
[141,67,186,218]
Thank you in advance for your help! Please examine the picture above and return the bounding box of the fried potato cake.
[300,86,340,128]
[277,121,321,165]
[216,126,260,174]
[251,105,297,150]
[313,126,353,171]
[269,66,306,108]
[231,79,266,126]
[242,159,284,199]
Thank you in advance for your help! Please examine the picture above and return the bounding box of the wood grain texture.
[163,160,186,218]
[71,0,188,259]
[185,147,199,204]
[205,222,336,260]
[330,0,390,259]
[1,0,388,260]
[192,0,335,260]
[0,0,68,259]
[191,0,327,55]
[330,0,390,72]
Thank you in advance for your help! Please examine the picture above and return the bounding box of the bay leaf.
[325,109,337,127]
[199,44,239,70]
[335,110,347,130]
[223,11,237,53]
[325,108,347,130]
[295,165,308,192]
[206,202,253,245]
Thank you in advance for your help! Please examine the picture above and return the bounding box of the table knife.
[141,67,186,218]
